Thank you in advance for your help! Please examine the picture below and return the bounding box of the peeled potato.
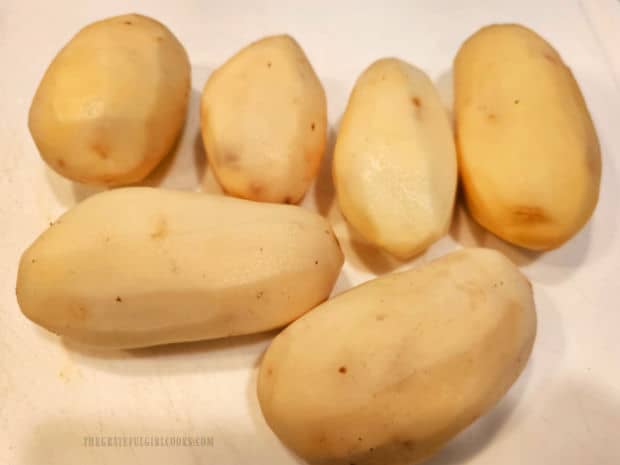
[16,188,343,348]
[258,248,536,465]
[201,35,327,204]
[454,24,601,250]
[333,58,457,259]
[29,14,190,186]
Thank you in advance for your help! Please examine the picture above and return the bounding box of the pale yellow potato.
[201,35,327,204]
[454,24,601,250]
[16,188,343,348]
[258,248,536,465]
[29,14,190,186]
[333,58,457,259]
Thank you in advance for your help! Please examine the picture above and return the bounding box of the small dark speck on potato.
[315,260,319,265]
[156,36,164,41]
[267,61,272,68]
[376,314,385,321]
[256,291,264,299]
[31,259,36,264]
[259,247,263,252]
[124,20,133,25]
[116,296,122,303]
[57,159,65,168]
[49,222,54,227]
[514,99,520,104]
[339,366,347,374]
[412,96,422,107]
[358,437,363,441]
[283,196,292,204]
[311,122,316,131]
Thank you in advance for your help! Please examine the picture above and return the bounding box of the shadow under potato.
[60,328,277,376]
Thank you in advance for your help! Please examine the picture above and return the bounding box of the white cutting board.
[1,1,619,464]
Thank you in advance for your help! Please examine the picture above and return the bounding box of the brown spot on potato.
[267,368,273,376]
[31,258,36,264]
[222,152,239,165]
[92,142,109,159]
[123,20,133,25]
[311,122,316,131]
[150,217,168,239]
[267,61,272,68]
[513,206,548,223]
[70,305,88,321]
[116,296,122,303]
[338,366,347,374]
[283,196,293,204]
[156,36,164,42]
[402,440,415,449]
[250,183,263,196]
[376,314,386,321]
[412,96,422,108]
[256,291,264,299]
[514,99,520,104]
[314,260,319,265]
[543,53,558,64]
[487,113,497,121]
[57,159,66,168]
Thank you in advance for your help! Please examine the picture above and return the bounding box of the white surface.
[1,1,619,464]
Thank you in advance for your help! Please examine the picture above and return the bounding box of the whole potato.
[258,248,536,465]
[454,24,601,250]
[16,188,343,348]
[29,14,190,186]
[201,35,327,204]
[333,58,457,259]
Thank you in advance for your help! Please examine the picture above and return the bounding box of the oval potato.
[333,58,457,259]
[16,188,344,348]
[201,35,327,204]
[454,24,601,250]
[258,248,536,465]
[29,14,191,186]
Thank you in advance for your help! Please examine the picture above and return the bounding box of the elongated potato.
[455,24,601,250]
[201,35,327,204]
[258,248,536,465]
[16,188,343,348]
[29,14,190,186]
[333,58,457,259]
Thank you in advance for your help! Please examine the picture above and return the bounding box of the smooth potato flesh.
[16,188,344,348]
[333,58,457,259]
[454,24,601,250]
[29,14,191,185]
[258,248,536,465]
[201,35,327,204]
